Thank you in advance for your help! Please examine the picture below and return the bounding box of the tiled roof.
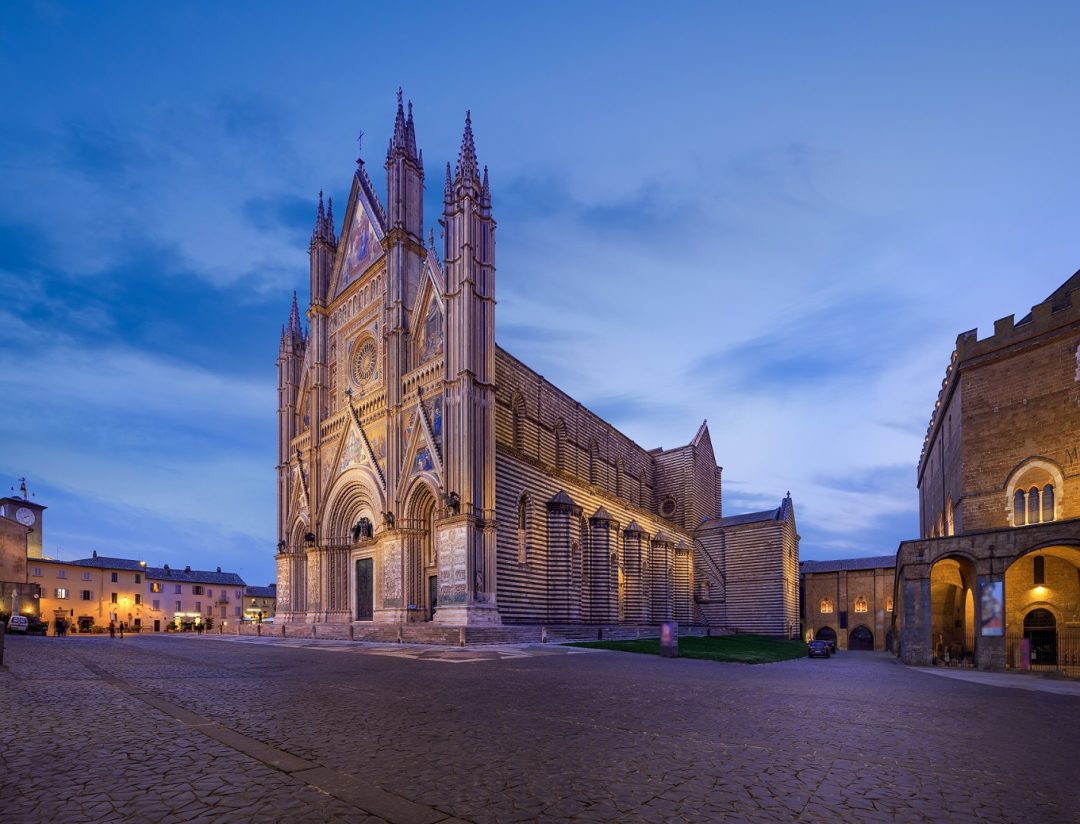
[800,555,896,574]
[68,556,148,571]
[245,585,276,598]
[719,507,780,527]
[148,566,246,586]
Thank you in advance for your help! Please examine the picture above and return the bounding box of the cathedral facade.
[275,93,799,635]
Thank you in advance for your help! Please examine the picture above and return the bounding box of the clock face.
[15,507,35,527]
[352,339,378,385]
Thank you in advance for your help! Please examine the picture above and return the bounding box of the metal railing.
[1005,628,1080,678]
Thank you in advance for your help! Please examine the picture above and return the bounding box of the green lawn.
[566,634,808,664]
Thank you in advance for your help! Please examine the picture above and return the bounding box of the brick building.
[896,269,1080,673]
[274,92,800,637]
[801,556,895,651]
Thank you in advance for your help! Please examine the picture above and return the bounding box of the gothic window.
[511,393,525,454]
[516,493,530,564]
[639,471,648,509]
[554,419,567,472]
[588,441,599,486]
[1014,489,1027,526]
[819,597,834,614]
[854,595,868,613]
[886,596,894,612]
[615,457,624,499]
[1028,487,1041,525]
[1043,484,1055,522]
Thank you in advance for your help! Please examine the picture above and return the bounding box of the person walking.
[119,622,125,639]
[108,620,116,638]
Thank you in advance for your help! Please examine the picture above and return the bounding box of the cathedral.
[275,92,799,636]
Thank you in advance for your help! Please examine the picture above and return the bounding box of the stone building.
[0,481,45,621]
[895,269,1080,674]
[801,556,895,651]
[34,553,247,632]
[275,92,800,637]
[243,584,277,622]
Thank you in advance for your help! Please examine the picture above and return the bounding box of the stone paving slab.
[2,637,1079,822]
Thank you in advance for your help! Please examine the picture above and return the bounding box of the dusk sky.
[3,2,1079,586]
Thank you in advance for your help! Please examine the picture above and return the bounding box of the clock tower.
[0,478,47,558]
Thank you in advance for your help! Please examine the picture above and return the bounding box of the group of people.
[108,620,128,638]
[52,617,69,637]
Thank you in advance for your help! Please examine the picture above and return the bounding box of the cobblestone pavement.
[2,635,1078,823]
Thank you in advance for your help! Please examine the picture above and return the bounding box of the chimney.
[92,550,97,558]
[163,564,170,573]
[185,565,191,573]
[216,566,221,573]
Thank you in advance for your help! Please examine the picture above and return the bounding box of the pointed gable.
[330,173,386,299]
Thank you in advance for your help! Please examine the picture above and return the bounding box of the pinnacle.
[456,109,479,182]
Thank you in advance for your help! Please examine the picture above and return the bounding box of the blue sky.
[3,2,1079,585]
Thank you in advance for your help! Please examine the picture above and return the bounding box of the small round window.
[660,497,677,518]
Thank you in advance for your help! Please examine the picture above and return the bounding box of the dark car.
[807,640,831,658]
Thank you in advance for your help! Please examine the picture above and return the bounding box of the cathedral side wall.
[722,519,796,636]
[495,348,658,512]
[495,448,694,624]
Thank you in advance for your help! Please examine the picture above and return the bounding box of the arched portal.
[1004,546,1080,675]
[930,555,977,663]
[402,480,438,622]
[848,625,874,651]
[816,626,837,643]
[1023,608,1057,669]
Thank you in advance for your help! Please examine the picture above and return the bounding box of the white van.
[7,615,29,633]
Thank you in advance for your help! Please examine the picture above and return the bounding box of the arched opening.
[1004,545,1080,675]
[930,555,977,664]
[554,419,567,473]
[511,392,525,454]
[403,482,438,622]
[1023,608,1057,669]
[848,625,874,651]
[816,626,837,643]
[588,441,600,487]
[516,493,530,563]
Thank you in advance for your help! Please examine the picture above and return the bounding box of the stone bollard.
[349,624,354,641]
[312,624,317,639]
[660,621,679,658]
[280,624,286,638]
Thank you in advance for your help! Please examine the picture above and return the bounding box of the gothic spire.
[325,196,336,244]
[287,291,304,339]
[393,87,406,150]
[481,165,491,210]
[444,162,453,203]
[312,190,326,242]
[456,110,479,183]
[405,99,417,157]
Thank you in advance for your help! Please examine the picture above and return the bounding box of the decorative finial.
[356,130,364,165]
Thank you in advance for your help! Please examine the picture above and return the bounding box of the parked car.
[807,639,831,658]
[7,615,29,633]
